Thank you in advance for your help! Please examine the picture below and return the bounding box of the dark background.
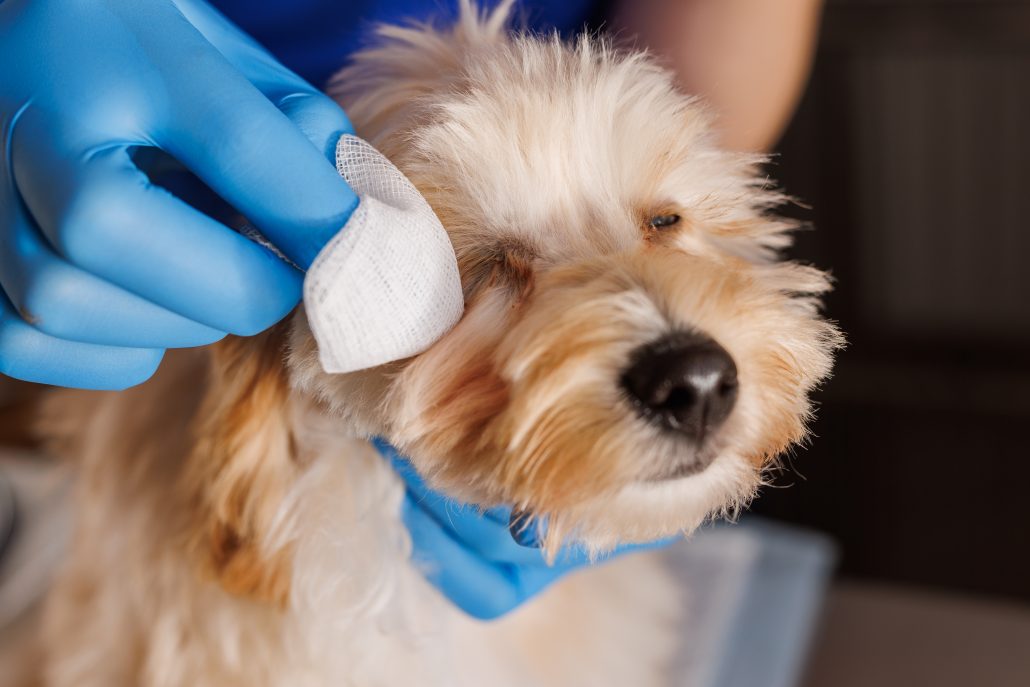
[752,0,1030,604]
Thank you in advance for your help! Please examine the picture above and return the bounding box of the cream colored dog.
[28,3,840,685]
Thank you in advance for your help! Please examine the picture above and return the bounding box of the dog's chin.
[640,436,725,483]
[544,451,761,556]
[646,460,708,482]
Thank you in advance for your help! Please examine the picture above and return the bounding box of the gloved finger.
[273,91,355,162]
[419,501,550,567]
[175,0,353,160]
[400,494,526,620]
[0,191,224,348]
[0,292,163,391]
[379,438,640,566]
[13,140,302,336]
[157,39,358,269]
[375,439,547,564]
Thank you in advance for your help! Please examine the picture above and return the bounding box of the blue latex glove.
[375,439,673,620]
[0,0,358,390]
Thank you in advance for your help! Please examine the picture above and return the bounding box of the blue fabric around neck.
[208,0,598,88]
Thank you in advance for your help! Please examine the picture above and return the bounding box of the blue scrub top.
[210,0,599,87]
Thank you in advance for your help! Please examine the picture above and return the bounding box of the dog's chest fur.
[34,348,679,687]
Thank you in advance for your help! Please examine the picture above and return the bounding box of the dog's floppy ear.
[183,323,297,606]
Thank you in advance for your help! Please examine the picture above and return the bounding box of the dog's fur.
[25,4,840,685]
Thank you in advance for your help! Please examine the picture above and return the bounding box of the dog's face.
[293,21,840,552]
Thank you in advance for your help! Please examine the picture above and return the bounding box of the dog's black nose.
[621,333,738,442]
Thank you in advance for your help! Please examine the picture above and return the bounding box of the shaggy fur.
[21,3,841,685]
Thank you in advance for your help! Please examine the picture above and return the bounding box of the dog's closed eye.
[460,238,536,302]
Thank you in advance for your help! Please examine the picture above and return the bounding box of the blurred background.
[751,0,1030,684]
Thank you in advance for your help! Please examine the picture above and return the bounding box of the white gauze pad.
[303,135,464,374]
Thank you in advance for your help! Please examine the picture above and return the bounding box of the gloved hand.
[0,0,358,390]
[376,439,674,620]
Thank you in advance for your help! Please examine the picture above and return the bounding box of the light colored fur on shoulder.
[23,2,839,685]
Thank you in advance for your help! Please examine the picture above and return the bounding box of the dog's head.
[288,4,841,553]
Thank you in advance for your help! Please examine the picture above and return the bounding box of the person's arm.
[613,0,824,152]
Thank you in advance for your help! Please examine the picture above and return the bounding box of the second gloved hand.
[375,439,674,620]
[0,0,358,389]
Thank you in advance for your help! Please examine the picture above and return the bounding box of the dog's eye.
[648,214,681,229]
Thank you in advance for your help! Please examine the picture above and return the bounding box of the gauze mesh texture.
[303,135,464,374]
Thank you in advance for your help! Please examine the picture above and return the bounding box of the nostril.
[664,386,697,412]
[621,332,738,441]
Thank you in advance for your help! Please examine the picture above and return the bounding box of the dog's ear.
[184,323,297,606]
[327,0,515,148]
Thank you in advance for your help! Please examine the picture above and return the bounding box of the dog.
[25,3,840,685]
